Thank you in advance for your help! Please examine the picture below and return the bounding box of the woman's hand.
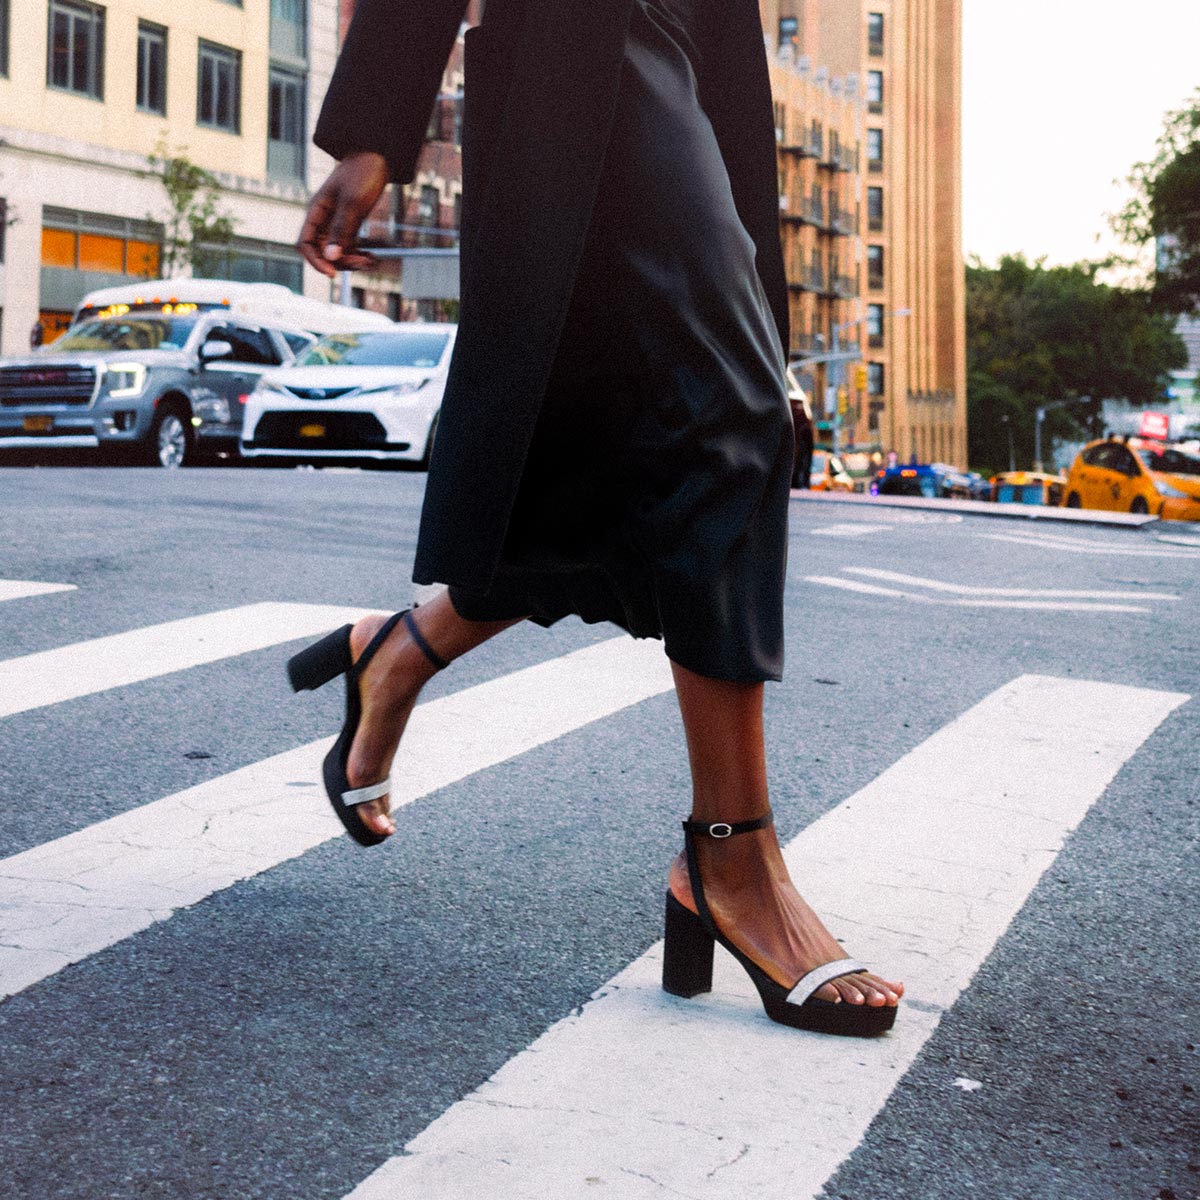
[297,151,391,278]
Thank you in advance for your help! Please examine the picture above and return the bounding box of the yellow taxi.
[990,471,1066,507]
[810,449,857,492]
[1063,438,1200,521]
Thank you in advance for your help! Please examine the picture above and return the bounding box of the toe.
[358,798,395,837]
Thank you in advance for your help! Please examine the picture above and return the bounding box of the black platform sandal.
[662,810,897,1036]
[286,609,449,847]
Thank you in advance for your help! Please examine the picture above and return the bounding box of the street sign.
[1139,411,1170,441]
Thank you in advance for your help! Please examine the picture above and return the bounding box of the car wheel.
[146,406,192,468]
[1066,491,1082,508]
[1130,495,1149,515]
[420,412,440,469]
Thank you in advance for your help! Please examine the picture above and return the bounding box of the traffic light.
[853,363,869,392]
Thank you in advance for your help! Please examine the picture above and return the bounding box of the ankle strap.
[682,809,773,938]
[403,608,449,671]
[682,810,773,839]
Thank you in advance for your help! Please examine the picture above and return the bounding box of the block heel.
[661,811,899,1037]
[287,609,448,847]
[662,890,715,998]
[287,625,353,692]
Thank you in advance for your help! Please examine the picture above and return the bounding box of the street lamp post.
[827,307,911,457]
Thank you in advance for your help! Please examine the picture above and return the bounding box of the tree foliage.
[1114,90,1200,314]
[967,255,1185,473]
[145,140,237,278]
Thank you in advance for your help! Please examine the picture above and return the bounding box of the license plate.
[298,423,326,438]
[23,415,54,433]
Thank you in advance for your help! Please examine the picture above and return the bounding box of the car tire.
[1066,492,1082,508]
[1130,495,1149,515]
[420,411,440,469]
[146,404,192,469]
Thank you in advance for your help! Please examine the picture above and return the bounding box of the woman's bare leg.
[666,661,903,1007]
[345,590,525,837]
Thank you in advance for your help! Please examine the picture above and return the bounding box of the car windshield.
[1141,447,1200,477]
[51,316,198,352]
[300,331,449,369]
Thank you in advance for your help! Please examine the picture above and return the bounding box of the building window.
[867,304,884,348]
[867,70,883,113]
[0,0,10,76]
[867,245,885,290]
[868,362,885,395]
[867,186,884,232]
[197,41,241,133]
[267,66,306,180]
[136,22,166,115]
[417,184,439,245]
[867,128,883,172]
[778,15,799,54]
[47,0,105,100]
[868,12,884,57]
[386,292,402,322]
[40,207,161,276]
[269,0,306,61]
[195,234,302,290]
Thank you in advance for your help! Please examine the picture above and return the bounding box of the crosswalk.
[0,576,1192,1199]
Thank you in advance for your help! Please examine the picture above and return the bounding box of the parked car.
[1063,438,1200,521]
[990,471,1066,506]
[241,324,458,468]
[873,462,956,498]
[1,303,306,466]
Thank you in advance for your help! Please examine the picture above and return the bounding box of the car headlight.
[358,380,430,403]
[105,362,146,397]
[1154,478,1189,498]
[192,395,232,425]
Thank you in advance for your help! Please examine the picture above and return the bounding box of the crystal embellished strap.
[785,958,867,1006]
[341,779,391,806]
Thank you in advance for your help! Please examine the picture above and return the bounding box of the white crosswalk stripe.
[344,675,1188,1200]
[0,635,674,999]
[982,529,1200,558]
[803,569,1165,613]
[0,578,77,603]
[0,602,373,719]
[810,523,892,538]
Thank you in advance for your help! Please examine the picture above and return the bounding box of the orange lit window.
[127,240,161,276]
[41,227,77,268]
[78,233,125,272]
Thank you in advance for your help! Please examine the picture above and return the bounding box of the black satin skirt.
[448,0,794,683]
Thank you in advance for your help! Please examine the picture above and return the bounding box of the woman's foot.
[667,832,903,1007]
[343,613,443,838]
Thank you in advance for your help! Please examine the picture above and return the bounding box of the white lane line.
[810,524,892,538]
[0,579,78,603]
[982,531,1200,559]
[345,674,1188,1200]
[0,636,674,999]
[845,567,1178,602]
[0,602,372,719]
[805,574,1150,613]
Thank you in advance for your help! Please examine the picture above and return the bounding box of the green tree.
[1114,90,1200,314]
[967,255,1185,474]
[144,139,236,278]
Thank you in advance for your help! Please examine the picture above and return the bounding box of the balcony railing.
[801,196,825,227]
[800,265,826,293]
[830,207,858,236]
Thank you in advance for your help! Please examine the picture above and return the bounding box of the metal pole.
[338,270,353,306]
[1034,407,1045,473]
[830,323,841,456]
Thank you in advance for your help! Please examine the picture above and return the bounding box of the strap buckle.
[708,823,733,839]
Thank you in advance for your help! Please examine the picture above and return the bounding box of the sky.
[962,0,1200,270]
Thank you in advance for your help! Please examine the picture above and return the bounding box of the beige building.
[761,0,966,465]
[0,0,341,353]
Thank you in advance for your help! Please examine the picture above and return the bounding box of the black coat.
[315,0,789,592]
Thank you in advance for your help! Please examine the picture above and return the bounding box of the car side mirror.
[199,339,234,363]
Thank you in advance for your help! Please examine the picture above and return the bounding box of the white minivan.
[240,323,457,468]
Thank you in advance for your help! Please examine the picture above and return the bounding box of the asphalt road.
[0,465,1196,1200]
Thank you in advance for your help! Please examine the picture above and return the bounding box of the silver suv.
[0,304,310,466]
